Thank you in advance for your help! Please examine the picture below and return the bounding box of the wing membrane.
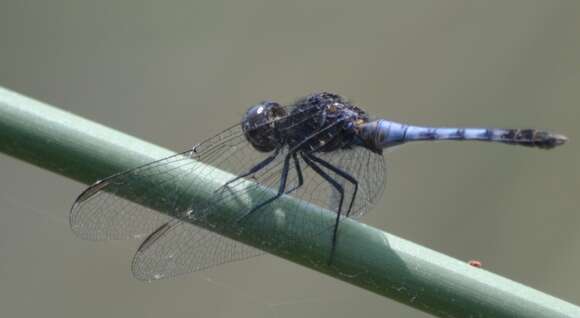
[70,111,386,280]
[132,220,262,281]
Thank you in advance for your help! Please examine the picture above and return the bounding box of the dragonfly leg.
[222,148,280,188]
[237,121,347,222]
[301,153,344,264]
[307,153,359,217]
[236,153,291,223]
[285,152,305,195]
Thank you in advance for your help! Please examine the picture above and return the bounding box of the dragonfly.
[70,92,567,281]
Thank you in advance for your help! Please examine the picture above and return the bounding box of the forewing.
[69,123,256,240]
[69,151,190,240]
[69,102,324,241]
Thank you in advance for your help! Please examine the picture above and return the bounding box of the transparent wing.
[127,144,385,281]
[69,99,333,240]
[70,123,279,280]
[132,220,262,281]
[69,123,244,240]
[312,147,386,220]
[71,113,386,280]
[69,155,182,241]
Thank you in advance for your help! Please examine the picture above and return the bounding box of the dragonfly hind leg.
[301,153,346,264]
[306,153,359,217]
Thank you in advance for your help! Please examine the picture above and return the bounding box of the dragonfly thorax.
[283,92,371,153]
[243,93,381,155]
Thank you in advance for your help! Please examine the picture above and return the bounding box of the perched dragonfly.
[71,92,567,281]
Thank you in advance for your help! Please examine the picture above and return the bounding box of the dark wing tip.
[69,179,111,239]
[131,221,175,282]
[74,179,111,204]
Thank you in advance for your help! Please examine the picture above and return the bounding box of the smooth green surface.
[1,86,578,317]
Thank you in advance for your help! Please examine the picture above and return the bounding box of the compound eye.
[242,101,287,152]
[262,101,286,119]
[242,101,284,129]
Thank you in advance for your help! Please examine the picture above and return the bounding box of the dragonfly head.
[242,101,287,152]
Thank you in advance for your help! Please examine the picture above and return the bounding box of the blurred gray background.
[1,1,578,317]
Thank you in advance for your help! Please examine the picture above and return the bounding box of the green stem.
[1,86,578,318]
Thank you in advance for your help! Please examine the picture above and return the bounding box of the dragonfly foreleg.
[285,152,305,195]
[235,153,291,223]
[222,148,281,189]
